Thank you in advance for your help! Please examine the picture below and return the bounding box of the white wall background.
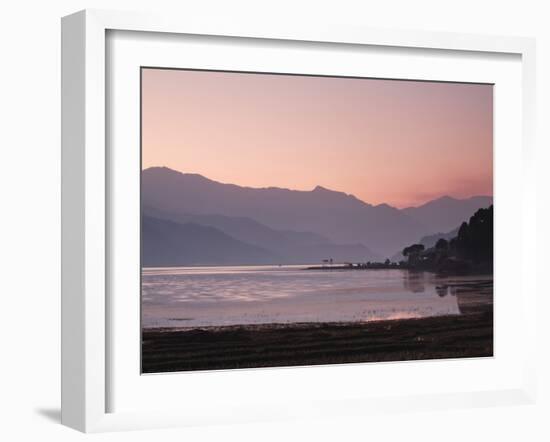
[0,1,548,441]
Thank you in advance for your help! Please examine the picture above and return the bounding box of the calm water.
[142,265,490,329]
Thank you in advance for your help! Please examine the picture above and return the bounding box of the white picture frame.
[61,9,537,433]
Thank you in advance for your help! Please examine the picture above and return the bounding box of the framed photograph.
[61,9,537,432]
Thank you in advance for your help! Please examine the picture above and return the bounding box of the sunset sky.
[141,68,493,208]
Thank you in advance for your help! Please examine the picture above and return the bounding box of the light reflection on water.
[142,266,489,329]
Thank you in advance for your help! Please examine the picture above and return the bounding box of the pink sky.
[141,68,493,208]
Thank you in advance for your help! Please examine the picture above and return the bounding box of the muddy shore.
[142,284,492,373]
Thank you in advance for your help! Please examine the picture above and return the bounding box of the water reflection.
[402,271,426,293]
[435,284,459,298]
[141,267,492,329]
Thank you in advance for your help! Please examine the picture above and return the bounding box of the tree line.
[401,205,493,274]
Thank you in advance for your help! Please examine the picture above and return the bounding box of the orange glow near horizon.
[141,68,493,208]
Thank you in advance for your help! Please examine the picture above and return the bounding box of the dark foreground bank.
[142,286,492,373]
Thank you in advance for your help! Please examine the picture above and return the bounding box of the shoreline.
[142,314,460,334]
[142,299,493,373]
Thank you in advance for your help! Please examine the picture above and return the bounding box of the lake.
[142,265,492,329]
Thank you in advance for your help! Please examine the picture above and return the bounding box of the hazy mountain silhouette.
[142,167,425,256]
[142,215,280,266]
[142,167,492,258]
[143,204,328,247]
[402,195,493,235]
[143,205,381,264]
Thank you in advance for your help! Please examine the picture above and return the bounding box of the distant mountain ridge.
[142,167,424,256]
[142,167,493,263]
[142,215,279,267]
[143,205,381,265]
[402,195,493,235]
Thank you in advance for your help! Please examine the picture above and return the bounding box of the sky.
[141,68,493,208]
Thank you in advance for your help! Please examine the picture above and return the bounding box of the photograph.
[140,68,494,373]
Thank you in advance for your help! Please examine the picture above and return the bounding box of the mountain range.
[141,166,492,266]
[402,195,493,235]
[142,215,278,267]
